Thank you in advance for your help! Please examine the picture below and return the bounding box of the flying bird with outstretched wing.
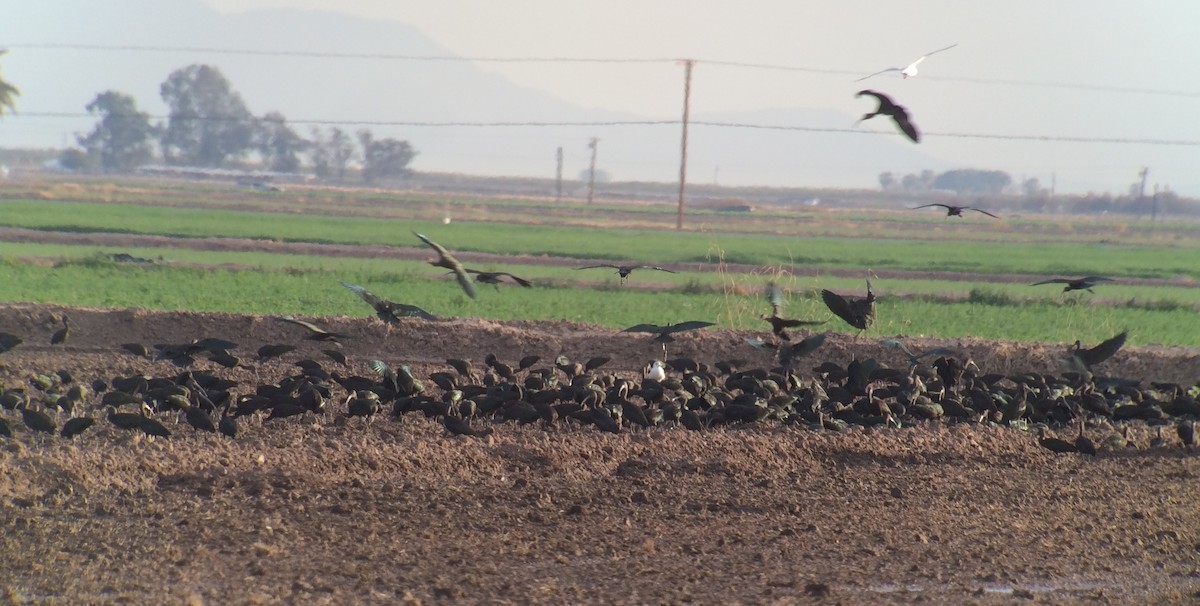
[414,232,476,299]
[855,90,920,143]
[856,44,958,82]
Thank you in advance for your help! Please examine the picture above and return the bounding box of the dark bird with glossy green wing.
[274,316,351,342]
[50,315,70,345]
[1067,330,1127,372]
[414,232,476,299]
[575,263,675,285]
[821,278,876,333]
[761,282,825,341]
[855,90,919,143]
[912,203,999,218]
[340,281,438,322]
[1031,276,1114,293]
[623,320,715,343]
[464,269,532,289]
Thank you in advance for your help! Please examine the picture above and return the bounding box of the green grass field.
[1,183,1198,348]
[2,198,1199,279]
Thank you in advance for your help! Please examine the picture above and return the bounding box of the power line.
[18,111,1200,147]
[8,43,675,64]
[10,42,1200,99]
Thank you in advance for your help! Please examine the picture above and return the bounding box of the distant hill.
[1,0,945,189]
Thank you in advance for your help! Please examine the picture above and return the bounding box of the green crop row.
[2,199,1199,280]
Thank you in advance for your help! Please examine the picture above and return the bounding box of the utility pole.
[555,146,563,203]
[1137,167,1150,220]
[676,59,694,231]
[1151,183,1160,222]
[586,137,598,205]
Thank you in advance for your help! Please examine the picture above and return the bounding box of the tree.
[0,50,19,118]
[254,111,307,173]
[357,129,417,183]
[0,49,18,117]
[77,91,157,171]
[933,169,1012,194]
[1021,177,1044,197]
[159,64,255,167]
[878,172,895,191]
[309,127,356,180]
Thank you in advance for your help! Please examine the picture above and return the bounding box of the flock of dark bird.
[0,302,1195,455]
[0,230,1192,455]
[0,51,1191,454]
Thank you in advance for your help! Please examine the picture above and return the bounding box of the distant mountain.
[1,0,944,189]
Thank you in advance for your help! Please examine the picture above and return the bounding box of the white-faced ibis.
[1037,426,1077,454]
[761,282,825,341]
[575,263,676,285]
[340,281,438,323]
[1177,420,1195,447]
[856,44,957,81]
[778,333,827,369]
[880,339,958,367]
[821,278,876,333]
[60,416,95,439]
[0,417,11,437]
[1074,417,1097,456]
[50,315,70,345]
[20,406,56,434]
[463,268,532,289]
[1031,276,1114,293]
[1068,330,1127,372]
[912,203,999,218]
[624,321,714,343]
[443,415,492,438]
[414,232,476,299]
[218,411,238,438]
[274,316,351,343]
[257,344,297,362]
[1150,427,1167,448]
[855,90,920,143]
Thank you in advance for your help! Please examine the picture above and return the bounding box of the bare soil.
[2,304,1200,605]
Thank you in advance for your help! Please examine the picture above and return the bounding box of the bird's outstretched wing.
[341,281,384,308]
[414,232,476,299]
[922,43,959,58]
[855,89,887,106]
[575,264,620,271]
[275,315,328,335]
[912,203,951,211]
[663,320,715,334]
[1076,331,1127,369]
[465,269,533,287]
[637,265,677,274]
[890,107,920,143]
[820,289,857,327]
[778,333,826,367]
[855,67,902,83]
[968,207,1000,218]
[623,323,667,334]
[341,281,438,321]
[1030,278,1071,286]
[766,282,786,316]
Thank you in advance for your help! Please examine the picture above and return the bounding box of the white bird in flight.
[856,44,958,82]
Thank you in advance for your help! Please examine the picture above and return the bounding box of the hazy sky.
[5,0,1200,195]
